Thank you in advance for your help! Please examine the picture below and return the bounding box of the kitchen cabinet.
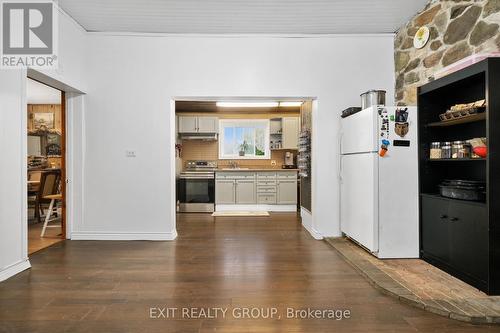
[421,195,488,290]
[277,179,298,204]
[197,116,218,133]
[215,180,235,204]
[235,180,256,204]
[418,58,500,294]
[178,116,218,133]
[178,116,198,133]
[282,117,299,149]
[216,171,297,206]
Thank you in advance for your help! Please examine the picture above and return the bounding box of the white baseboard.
[71,230,178,241]
[301,208,323,240]
[0,259,31,282]
[216,204,297,212]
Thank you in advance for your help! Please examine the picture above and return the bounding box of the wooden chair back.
[38,170,61,200]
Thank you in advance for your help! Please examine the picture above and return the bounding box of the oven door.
[177,177,215,212]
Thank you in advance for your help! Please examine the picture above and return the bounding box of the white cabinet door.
[178,116,198,133]
[235,180,256,204]
[340,153,378,252]
[282,117,299,149]
[216,180,235,204]
[197,116,218,133]
[277,179,297,204]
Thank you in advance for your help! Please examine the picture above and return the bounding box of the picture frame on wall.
[33,112,55,130]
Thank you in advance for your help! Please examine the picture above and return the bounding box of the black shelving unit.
[417,58,500,295]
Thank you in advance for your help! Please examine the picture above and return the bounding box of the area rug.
[211,211,270,217]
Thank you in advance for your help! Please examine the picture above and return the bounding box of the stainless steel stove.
[177,160,217,213]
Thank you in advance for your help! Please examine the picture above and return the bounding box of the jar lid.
[453,140,465,144]
[442,142,451,145]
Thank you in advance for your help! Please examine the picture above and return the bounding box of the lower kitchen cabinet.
[216,171,297,206]
[236,180,256,204]
[421,195,488,289]
[215,180,235,204]
[277,180,297,204]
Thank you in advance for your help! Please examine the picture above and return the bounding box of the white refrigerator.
[340,106,419,259]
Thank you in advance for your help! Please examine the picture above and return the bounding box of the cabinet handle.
[450,217,459,222]
[440,214,448,219]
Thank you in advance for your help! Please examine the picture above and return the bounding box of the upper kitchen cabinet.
[197,116,218,133]
[282,117,299,149]
[178,116,218,133]
[270,117,300,150]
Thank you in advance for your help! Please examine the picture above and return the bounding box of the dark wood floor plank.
[1,212,500,332]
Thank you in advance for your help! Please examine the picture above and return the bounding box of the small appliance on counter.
[282,152,296,169]
[177,160,217,213]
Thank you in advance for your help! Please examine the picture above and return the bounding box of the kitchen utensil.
[360,90,386,109]
[439,180,486,202]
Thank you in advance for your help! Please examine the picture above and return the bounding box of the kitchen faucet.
[229,160,239,169]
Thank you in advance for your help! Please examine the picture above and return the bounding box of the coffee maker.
[283,152,296,169]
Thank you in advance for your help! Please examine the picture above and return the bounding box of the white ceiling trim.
[85,31,396,38]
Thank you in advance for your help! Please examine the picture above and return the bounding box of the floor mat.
[212,211,270,217]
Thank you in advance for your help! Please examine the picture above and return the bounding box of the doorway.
[26,78,66,254]
[172,97,313,237]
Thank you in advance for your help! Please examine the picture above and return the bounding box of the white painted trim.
[20,70,30,264]
[71,231,178,241]
[169,99,177,238]
[86,31,396,39]
[301,208,323,240]
[0,259,31,282]
[216,204,297,212]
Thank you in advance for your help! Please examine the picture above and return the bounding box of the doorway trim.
[170,96,317,239]
[25,69,85,251]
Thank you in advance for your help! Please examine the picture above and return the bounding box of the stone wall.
[395,0,500,105]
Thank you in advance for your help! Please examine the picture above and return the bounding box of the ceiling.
[58,0,428,34]
[27,79,61,104]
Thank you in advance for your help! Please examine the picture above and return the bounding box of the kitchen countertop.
[215,168,299,172]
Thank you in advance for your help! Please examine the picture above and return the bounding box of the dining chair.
[36,170,62,237]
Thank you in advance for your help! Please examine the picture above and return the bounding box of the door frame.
[170,96,317,237]
[26,78,67,240]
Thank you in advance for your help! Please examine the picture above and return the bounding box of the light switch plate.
[126,150,136,158]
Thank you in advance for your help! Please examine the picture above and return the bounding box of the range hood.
[179,133,218,141]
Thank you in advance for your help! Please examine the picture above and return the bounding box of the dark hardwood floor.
[1,213,500,332]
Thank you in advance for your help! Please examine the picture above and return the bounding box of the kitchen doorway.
[27,78,66,254]
[173,98,313,236]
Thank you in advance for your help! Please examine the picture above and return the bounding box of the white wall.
[78,34,395,239]
[0,8,87,281]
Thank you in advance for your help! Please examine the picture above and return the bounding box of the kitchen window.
[219,119,270,159]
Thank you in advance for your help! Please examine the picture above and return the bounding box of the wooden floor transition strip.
[211,211,270,217]
[324,237,500,324]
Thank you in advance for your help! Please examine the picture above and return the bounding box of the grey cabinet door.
[216,180,235,204]
[282,117,299,149]
[235,180,256,204]
[277,180,297,204]
[197,117,218,133]
[178,116,198,133]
